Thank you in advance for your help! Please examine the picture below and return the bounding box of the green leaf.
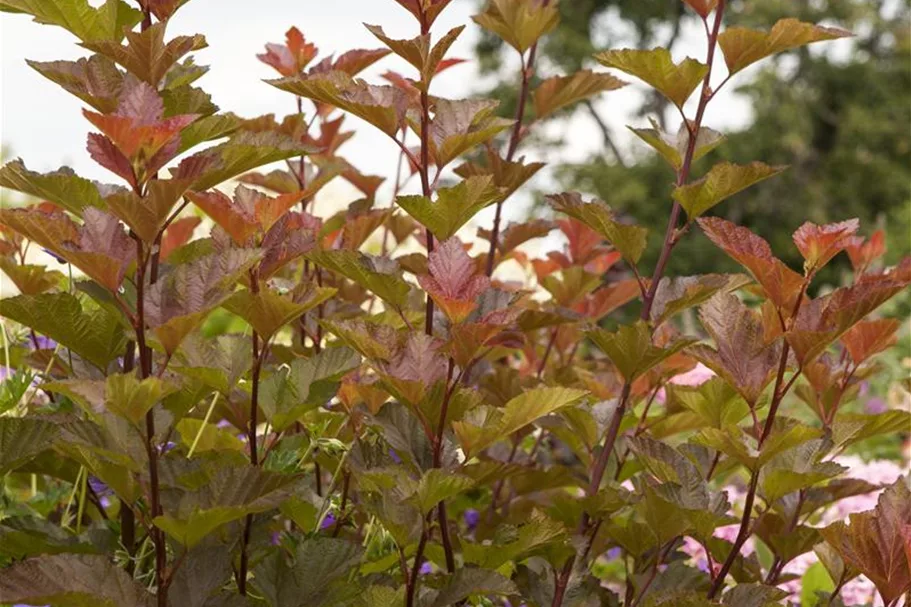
[176,130,314,191]
[0,554,154,607]
[650,273,751,326]
[588,321,695,381]
[153,466,301,548]
[429,98,514,168]
[267,72,408,137]
[548,192,648,264]
[718,18,851,76]
[453,387,587,458]
[666,377,751,429]
[167,544,234,607]
[103,373,177,425]
[408,469,475,514]
[222,287,335,340]
[104,177,192,242]
[306,250,412,309]
[0,517,100,560]
[396,176,501,240]
[252,537,363,607]
[27,55,124,113]
[0,417,59,474]
[533,69,627,120]
[176,418,245,454]
[629,119,724,170]
[0,0,142,43]
[260,346,361,431]
[722,583,789,607]
[178,113,240,153]
[0,292,126,369]
[0,159,105,213]
[831,410,911,449]
[759,440,846,502]
[430,568,518,606]
[800,562,835,607]
[595,48,707,108]
[472,0,560,53]
[673,162,786,219]
[463,512,566,569]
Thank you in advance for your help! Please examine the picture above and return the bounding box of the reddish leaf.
[160,216,200,261]
[187,185,304,246]
[787,270,909,364]
[0,206,134,291]
[572,279,640,321]
[845,229,886,274]
[311,48,392,77]
[258,27,318,77]
[821,479,911,605]
[418,237,490,323]
[841,318,901,365]
[690,293,783,405]
[698,217,804,313]
[792,218,859,274]
[392,0,454,29]
[683,0,718,18]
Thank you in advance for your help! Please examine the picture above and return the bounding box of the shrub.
[0,1,908,606]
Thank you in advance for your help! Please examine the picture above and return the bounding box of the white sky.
[0,0,762,223]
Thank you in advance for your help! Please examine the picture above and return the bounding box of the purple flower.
[418,561,432,575]
[321,513,336,529]
[271,531,282,545]
[388,449,402,464]
[216,419,232,429]
[865,397,887,414]
[463,508,479,531]
[28,335,56,350]
[606,547,622,560]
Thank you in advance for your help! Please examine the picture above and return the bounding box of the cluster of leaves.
[0,1,908,606]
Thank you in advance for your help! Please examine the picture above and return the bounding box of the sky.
[0,0,760,222]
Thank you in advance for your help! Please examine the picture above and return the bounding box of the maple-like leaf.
[418,237,490,323]
[690,292,782,405]
[268,71,410,137]
[0,206,134,291]
[673,162,785,219]
[682,0,718,18]
[392,0,454,29]
[649,274,751,326]
[845,229,886,273]
[144,249,261,354]
[595,48,707,109]
[698,217,805,313]
[548,192,648,265]
[454,150,544,204]
[841,318,901,365]
[792,218,859,274]
[533,70,627,120]
[84,82,198,184]
[82,22,208,86]
[589,321,695,381]
[366,24,463,86]
[429,98,514,168]
[787,270,910,364]
[258,27,318,77]
[0,0,142,43]
[187,184,304,246]
[821,478,911,605]
[628,119,724,171]
[719,18,851,76]
[27,54,124,113]
[0,159,106,214]
[105,177,193,242]
[472,0,560,53]
[396,176,500,241]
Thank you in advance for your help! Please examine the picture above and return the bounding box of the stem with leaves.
[485,2,548,277]
[552,4,727,604]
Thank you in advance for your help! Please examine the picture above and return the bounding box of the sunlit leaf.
[595,48,707,108]
[533,70,626,120]
[673,162,785,219]
[472,0,560,53]
[548,192,648,264]
[718,18,851,76]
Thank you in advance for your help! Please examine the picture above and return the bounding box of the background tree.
[475,0,911,283]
